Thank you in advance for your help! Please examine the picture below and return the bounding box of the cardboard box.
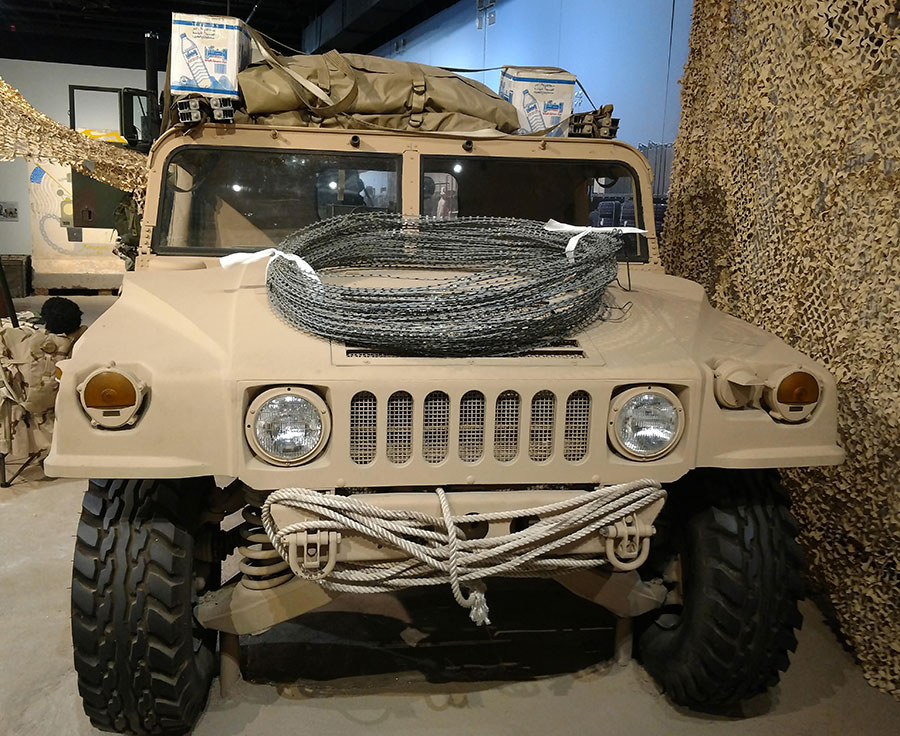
[170,13,251,99]
[499,66,577,136]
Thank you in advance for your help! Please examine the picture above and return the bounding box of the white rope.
[261,479,665,626]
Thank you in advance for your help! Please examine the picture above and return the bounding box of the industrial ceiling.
[0,0,457,69]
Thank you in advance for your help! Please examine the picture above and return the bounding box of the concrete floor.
[2,474,900,736]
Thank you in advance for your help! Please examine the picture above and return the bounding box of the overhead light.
[328,181,338,190]
[453,163,463,174]
[231,183,242,192]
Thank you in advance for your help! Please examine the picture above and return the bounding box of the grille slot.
[564,391,592,461]
[493,390,521,462]
[529,390,556,461]
[349,391,377,464]
[422,391,450,463]
[459,390,486,463]
[344,339,585,360]
[386,391,413,464]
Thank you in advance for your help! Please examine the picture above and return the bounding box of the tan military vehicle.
[48,123,843,735]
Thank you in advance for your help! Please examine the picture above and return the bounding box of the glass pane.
[422,156,645,261]
[157,149,400,252]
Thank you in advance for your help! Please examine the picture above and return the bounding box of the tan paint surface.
[46,125,842,488]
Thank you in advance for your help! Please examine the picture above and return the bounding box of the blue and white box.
[170,13,251,99]
[499,66,577,137]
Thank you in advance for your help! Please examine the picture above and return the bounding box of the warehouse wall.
[0,59,163,255]
[373,0,693,147]
[1,2,691,256]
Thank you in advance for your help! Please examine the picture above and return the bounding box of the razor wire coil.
[266,213,622,357]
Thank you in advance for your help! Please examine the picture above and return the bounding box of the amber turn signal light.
[82,371,138,409]
[776,371,820,405]
[78,366,147,429]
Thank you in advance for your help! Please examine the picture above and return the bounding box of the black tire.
[637,468,804,709]
[71,478,217,735]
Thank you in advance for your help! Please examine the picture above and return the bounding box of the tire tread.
[638,469,804,709]
[71,478,215,735]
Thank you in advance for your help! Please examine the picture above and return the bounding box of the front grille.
[348,388,592,466]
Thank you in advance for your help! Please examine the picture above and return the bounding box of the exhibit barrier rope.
[262,213,623,357]
[261,479,665,625]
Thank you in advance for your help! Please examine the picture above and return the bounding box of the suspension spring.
[238,489,293,590]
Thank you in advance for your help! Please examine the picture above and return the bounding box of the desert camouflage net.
[0,76,147,205]
[663,0,900,696]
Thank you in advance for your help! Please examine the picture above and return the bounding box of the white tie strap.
[544,219,647,263]
[219,248,320,282]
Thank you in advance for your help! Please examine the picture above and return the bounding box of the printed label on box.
[499,66,577,137]
[170,13,250,99]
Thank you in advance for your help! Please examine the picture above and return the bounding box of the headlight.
[608,386,684,461]
[245,387,331,466]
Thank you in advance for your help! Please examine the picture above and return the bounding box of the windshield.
[154,147,646,261]
[156,148,401,251]
[422,156,647,261]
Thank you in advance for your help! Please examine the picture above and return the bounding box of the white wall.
[373,0,693,148]
[0,59,164,255]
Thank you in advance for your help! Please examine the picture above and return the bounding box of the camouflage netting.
[663,0,900,696]
[0,76,147,204]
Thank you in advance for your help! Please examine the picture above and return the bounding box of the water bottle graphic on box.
[170,12,250,98]
[180,33,213,89]
[522,90,546,133]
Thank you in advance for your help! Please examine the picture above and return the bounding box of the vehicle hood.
[70,260,797,382]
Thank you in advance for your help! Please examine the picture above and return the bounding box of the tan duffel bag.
[237,39,519,134]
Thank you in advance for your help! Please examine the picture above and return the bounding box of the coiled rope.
[261,479,665,625]
[266,213,622,357]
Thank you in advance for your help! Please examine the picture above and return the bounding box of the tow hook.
[286,530,341,579]
[603,514,654,571]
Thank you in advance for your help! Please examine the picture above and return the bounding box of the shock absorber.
[238,488,293,590]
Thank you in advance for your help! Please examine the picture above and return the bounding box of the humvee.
[47,124,843,734]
